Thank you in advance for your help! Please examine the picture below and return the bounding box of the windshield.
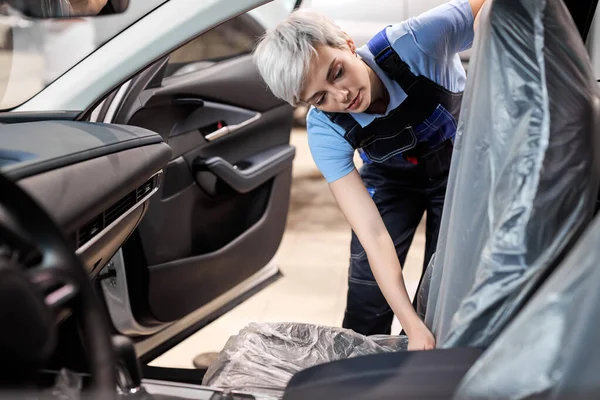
[0,0,168,110]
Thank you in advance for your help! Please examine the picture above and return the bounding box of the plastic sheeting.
[419,0,600,348]
[202,323,407,398]
[456,212,600,399]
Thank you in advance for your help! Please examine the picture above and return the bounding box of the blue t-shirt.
[307,0,475,183]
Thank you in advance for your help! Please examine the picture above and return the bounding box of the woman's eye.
[334,67,343,80]
[316,95,326,106]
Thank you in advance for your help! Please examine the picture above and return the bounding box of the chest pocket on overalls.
[358,126,417,163]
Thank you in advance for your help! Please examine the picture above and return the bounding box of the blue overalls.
[326,30,463,336]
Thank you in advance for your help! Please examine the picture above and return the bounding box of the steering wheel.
[0,172,116,394]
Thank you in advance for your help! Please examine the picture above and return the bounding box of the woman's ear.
[342,32,356,54]
[349,40,356,54]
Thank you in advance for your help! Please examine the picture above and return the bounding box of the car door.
[90,2,298,359]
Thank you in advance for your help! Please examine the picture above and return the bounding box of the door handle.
[193,145,295,194]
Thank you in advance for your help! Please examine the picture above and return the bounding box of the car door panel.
[146,55,285,112]
[114,53,295,324]
[147,168,291,322]
[170,100,259,139]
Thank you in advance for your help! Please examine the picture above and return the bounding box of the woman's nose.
[336,88,350,103]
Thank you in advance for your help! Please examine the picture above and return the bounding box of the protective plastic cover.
[202,322,407,398]
[456,212,600,399]
[419,0,600,348]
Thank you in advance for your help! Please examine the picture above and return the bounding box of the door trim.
[136,257,280,361]
[205,112,261,142]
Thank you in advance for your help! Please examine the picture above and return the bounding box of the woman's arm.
[469,0,486,18]
[469,0,487,30]
[329,170,435,350]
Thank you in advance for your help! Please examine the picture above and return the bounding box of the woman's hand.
[406,322,436,351]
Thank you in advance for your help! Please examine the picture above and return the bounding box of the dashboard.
[0,120,171,276]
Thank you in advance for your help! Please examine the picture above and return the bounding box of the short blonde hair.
[253,9,347,106]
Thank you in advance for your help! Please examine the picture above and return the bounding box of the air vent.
[75,175,157,249]
[105,192,136,227]
[78,214,104,247]
[136,178,154,201]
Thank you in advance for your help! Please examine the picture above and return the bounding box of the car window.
[0,0,169,111]
[164,14,263,78]
[163,0,299,79]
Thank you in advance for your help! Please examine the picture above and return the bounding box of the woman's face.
[300,40,373,114]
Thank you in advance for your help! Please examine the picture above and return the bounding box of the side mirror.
[5,0,130,19]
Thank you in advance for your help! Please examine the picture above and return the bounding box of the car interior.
[0,0,599,399]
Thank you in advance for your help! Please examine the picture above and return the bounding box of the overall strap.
[323,112,363,149]
[367,28,419,93]
[324,112,358,133]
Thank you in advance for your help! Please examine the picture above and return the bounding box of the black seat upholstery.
[284,348,483,400]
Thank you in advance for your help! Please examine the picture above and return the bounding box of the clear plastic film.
[202,322,407,398]
[419,0,600,349]
[456,213,600,399]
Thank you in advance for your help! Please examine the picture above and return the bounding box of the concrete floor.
[149,128,426,369]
